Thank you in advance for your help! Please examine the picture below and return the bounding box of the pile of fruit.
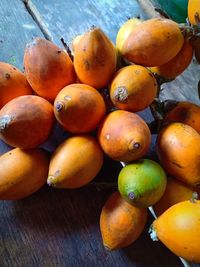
[0,0,200,264]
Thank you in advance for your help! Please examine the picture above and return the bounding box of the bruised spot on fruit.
[171,161,183,168]
[134,70,141,75]
[5,73,10,79]
[0,115,12,132]
[114,86,128,103]
[55,101,64,112]
[57,50,61,54]
[64,95,72,101]
[84,59,90,70]
[178,107,190,120]
[54,169,60,177]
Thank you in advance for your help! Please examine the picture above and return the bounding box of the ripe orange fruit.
[156,122,200,187]
[122,18,184,66]
[98,110,151,162]
[0,95,54,149]
[153,177,198,216]
[100,191,147,250]
[47,135,104,189]
[188,0,200,25]
[0,62,33,108]
[24,37,76,102]
[150,200,200,263]
[54,83,106,133]
[109,65,157,112]
[149,39,193,79]
[164,101,200,134]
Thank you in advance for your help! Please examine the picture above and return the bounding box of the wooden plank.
[27,0,148,45]
[0,0,44,70]
[0,186,183,267]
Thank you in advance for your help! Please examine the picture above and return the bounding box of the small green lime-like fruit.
[118,159,167,208]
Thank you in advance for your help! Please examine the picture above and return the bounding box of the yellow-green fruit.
[118,159,167,208]
[116,18,142,54]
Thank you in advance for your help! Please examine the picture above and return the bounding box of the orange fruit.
[149,39,193,79]
[156,122,200,187]
[150,200,200,263]
[98,110,151,162]
[0,62,33,108]
[100,191,147,250]
[164,101,200,134]
[47,135,104,189]
[110,65,157,112]
[188,0,200,25]
[153,177,198,216]
[122,18,184,66]
[54,83,106,133]
[24,37,76,102]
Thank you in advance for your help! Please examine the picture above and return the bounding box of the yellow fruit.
[47,135,104,188]
[116,18,142,54]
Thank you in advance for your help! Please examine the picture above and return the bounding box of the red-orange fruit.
[0,95,54,149]
[24,37,76,102]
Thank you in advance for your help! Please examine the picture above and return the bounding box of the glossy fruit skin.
[122,18,184,66]
[73,27,117,89]
[24,37,76,102]
[116,18,142,54]
[0,62,33,108]
[110,65,157,112]
[54,83,106,133]
[0,95,54,149]
[149,39,193,79]
[0,148,49,200]
[118,159,167,208]
[164,101,200,134]
[47,135,103,189]
[188,0,200,25]
[156,122,200,187]
[100,191,147,250]
[154,177,198,216]
[152,200,200,263]
[98,110,151,162]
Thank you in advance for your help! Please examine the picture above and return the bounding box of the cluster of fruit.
[0,0,200,264]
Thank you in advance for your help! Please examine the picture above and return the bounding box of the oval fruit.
[116,17,142,54]
[24,37,76,102]
[0,62,33,108]
[122,18,184,66]
[47,135,104,188]
[73,27,117,89]
[156,122,200,187]
[150,200,200,263]
[149,39,193,79]
[118,159,167,208]
[154,177,198,216]
[188,0,200,25]
[0,95,54,149]
[54,83,106,133]
[0,148,49,200]
[110,65,157,112]
[164,101,200,134]
[100,191,147,250]
[98,110,151,162]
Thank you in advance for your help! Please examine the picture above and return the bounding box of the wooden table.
[0,1,199,266]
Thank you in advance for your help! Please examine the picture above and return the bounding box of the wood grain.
[0,0,43,70]
[0,1,199,267]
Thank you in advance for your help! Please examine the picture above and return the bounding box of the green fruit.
[118,159,167,208]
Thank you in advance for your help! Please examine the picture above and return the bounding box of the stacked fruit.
[0,0,200,264]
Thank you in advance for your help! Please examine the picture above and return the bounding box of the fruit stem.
[60,37,74,61]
